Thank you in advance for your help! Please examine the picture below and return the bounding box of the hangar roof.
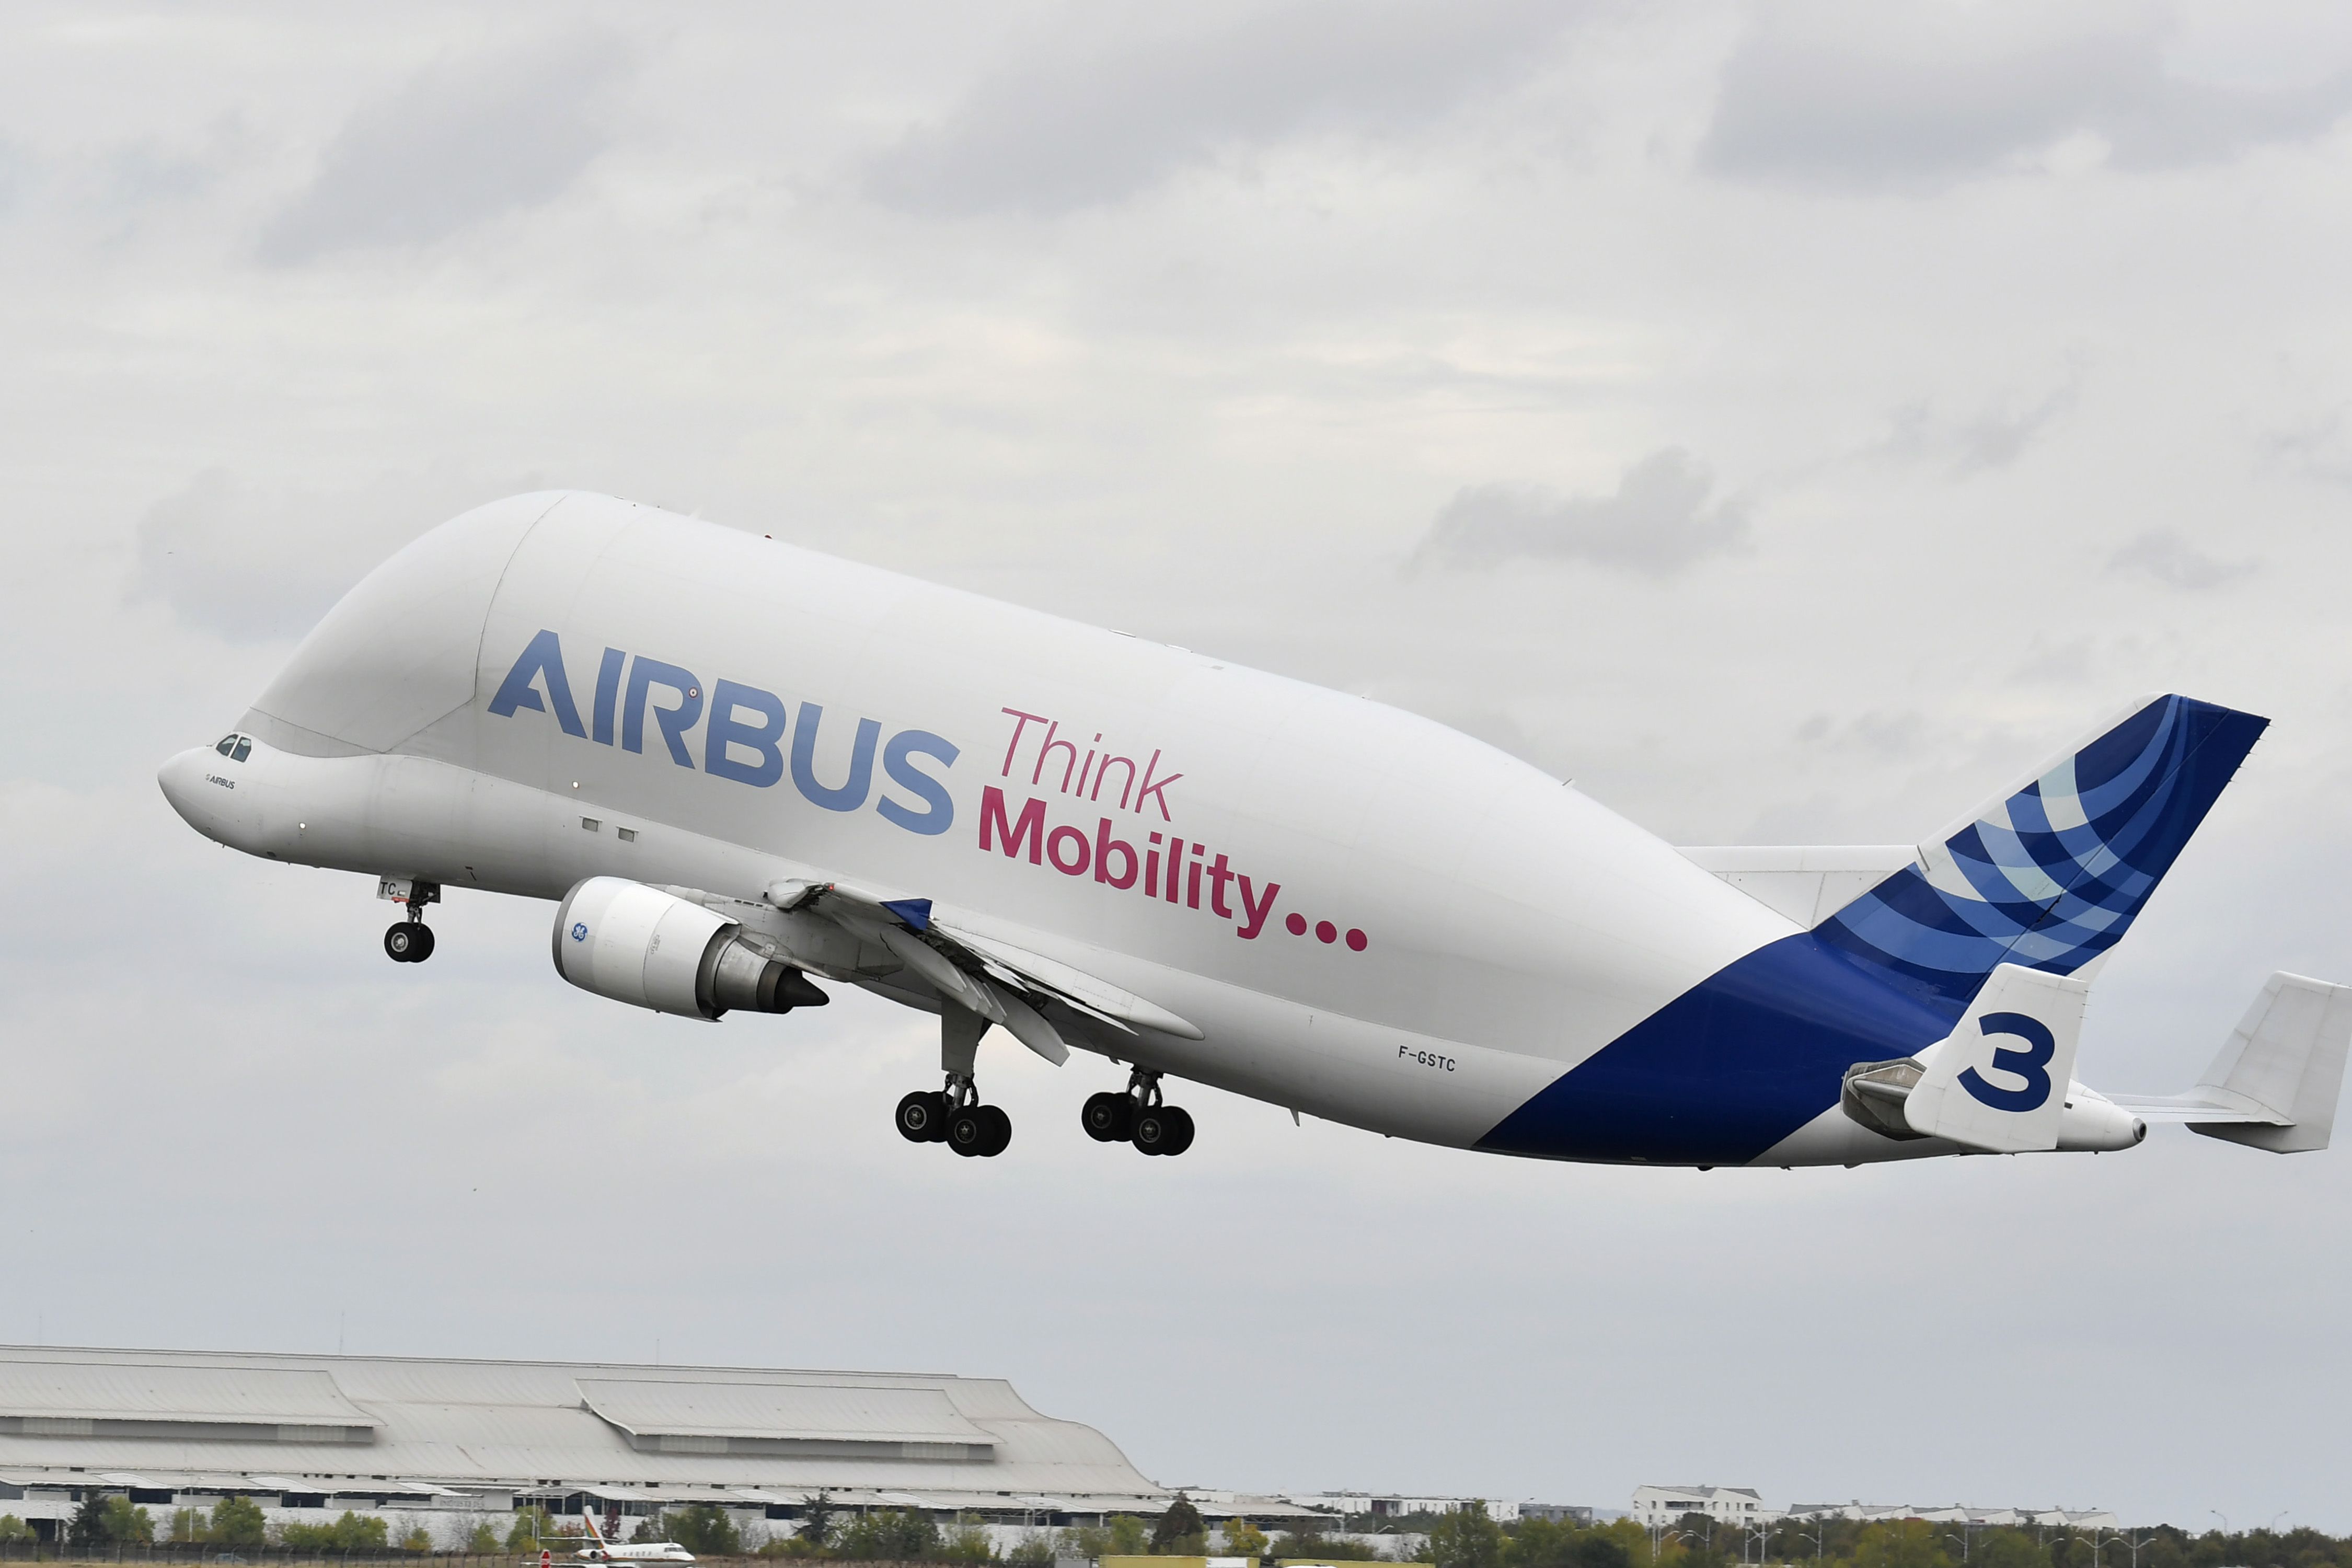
[0,1346,1166,1508]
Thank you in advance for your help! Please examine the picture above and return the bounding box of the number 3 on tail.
[1958,1011,2056,1112]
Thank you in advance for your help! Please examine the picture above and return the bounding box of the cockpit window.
[215,735,237,756]
[231,737,252,762]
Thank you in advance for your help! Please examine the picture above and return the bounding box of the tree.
[468,1521,506,1552]
[403,1524,435,1552]
[1154,1497,1208,1556]
[280,1512,391,1551]
[1010,1532,1059,1566]
[510,1506,559,1550]
[1109,1517,1154,1555]
[1226,1521,1271,1560]
[0,1516,30,1543]
[800,1494,840,1548]
[662,1504,743,1558]
[1429,1504,1504,1568]
[837,1508,941,1561]
[213,1495,269,1549]
[942,1514,996,1562]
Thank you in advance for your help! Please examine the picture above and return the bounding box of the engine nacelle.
[552,876,828,1020]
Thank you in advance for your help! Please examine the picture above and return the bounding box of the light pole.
[2209,1513,2229,1540]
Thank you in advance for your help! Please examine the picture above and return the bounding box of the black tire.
[977,1105,1012,1157]
[384,923,421,962]
[410,924,435,962]
[1161,1105,1195,1156]
[895,1091,947,1144]
[1131,1106,1174,1156]
[947,1106,988,1157]
[1081,1091,1134,1143]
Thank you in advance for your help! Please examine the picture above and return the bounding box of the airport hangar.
[0,1346,1318,1546]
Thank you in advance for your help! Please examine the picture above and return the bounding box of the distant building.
[1633,1487,1774,1527]
[1521,1504,1596,1526]
[1285,1494,1525,1523]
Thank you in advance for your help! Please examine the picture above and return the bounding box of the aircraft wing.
[760,877,1204,1059]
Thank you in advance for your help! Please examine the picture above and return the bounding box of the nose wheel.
[380,877,440,963]
[1083,1070,1194,1156]
[384,921,435,963]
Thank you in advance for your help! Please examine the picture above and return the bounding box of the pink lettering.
[1047,824,1091,876]
[1095,819,1139,890]
[1236,875,1282,939]
[998,708,1050,777]
[1133,749,1182,821]
[979,786,1045,863]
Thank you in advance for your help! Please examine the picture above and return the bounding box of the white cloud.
[1410,449,1751,576]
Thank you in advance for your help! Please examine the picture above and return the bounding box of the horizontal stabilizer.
[1903,963,2088,1152]
[2109,972,2352,1153]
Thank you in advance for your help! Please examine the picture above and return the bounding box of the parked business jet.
[157,493,2350,1167]
[577,1512,694,1564]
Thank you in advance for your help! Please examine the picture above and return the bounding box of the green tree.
[1108,1517,1154,1556]
[837,1508,942,1561]
[941,1513,996,1562]
[280,1511,391,1550]
[663,1504,743,1558]
[1975,1532,2051,1568]
[1852,1522,1950,1568]
[1009,1532,1059,1566]
[1154,1498,1208,1556]
[510,1506,560,1550]
[1429,1505,1504,1568]
[468,1520,506,1552]
[799,1493,840,1548]
[213,1495,269,1548]
[0,1516,31,1543]
[1225,1521,1271,1560]
[403,1524,435,1552]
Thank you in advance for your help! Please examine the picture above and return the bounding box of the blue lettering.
[487,629,586,738]
[791,703,880,812]
[624,658,704,767]
[592,647,626,746]
[705,679,788,787]
[877,729,960,835]
[1958,1011,2057,1112]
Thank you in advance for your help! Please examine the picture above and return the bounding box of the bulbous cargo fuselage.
[157,492,2149,1166]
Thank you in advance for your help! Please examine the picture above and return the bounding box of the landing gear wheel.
[948,1105,988,1157]
[384,922,433,963]
[1133,1104,1191,1156]
[896,1091,949,1143]
[1081,1091,1134,1143]
[976,1104,1012,1157]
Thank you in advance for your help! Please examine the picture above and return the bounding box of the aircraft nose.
[157,747,214,831]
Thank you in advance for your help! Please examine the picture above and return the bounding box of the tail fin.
[2111,972,2352,1152]
[1816,694,2266,1012]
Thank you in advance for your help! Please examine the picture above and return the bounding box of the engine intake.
[552,876,828,1020]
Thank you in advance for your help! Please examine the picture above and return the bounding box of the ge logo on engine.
[571,922,589,942]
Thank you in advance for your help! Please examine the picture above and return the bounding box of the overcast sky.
[6,0,2352,1532]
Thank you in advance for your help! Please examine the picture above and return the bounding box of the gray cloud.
[129,467,544,642]
[1410,448,1750,577]
[1702,2,2352,188]
[1878,384,2077,478]
[864,0,1572,217]
[259,38,632,262]
[2107,526,2256,590]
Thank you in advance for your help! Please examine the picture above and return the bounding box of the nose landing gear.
[380,878,441,963]
[1082,1069,1194,1156]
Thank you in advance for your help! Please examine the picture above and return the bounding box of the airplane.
[157,491,2351,1168]
[576,1510,694,1563]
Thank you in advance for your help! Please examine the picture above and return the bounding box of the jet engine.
[552,875,828,1020]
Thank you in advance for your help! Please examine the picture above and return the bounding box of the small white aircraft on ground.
[575,1511,694,1563]
[158,492,2351,1168]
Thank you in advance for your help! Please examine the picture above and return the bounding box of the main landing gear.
[1082,1068,1195,1156]
[382,878,441,963]
[896,1006,1011,1157]
[896,1076,1012,1158]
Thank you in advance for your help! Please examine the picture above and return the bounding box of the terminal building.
[0,1344,1209,1546]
